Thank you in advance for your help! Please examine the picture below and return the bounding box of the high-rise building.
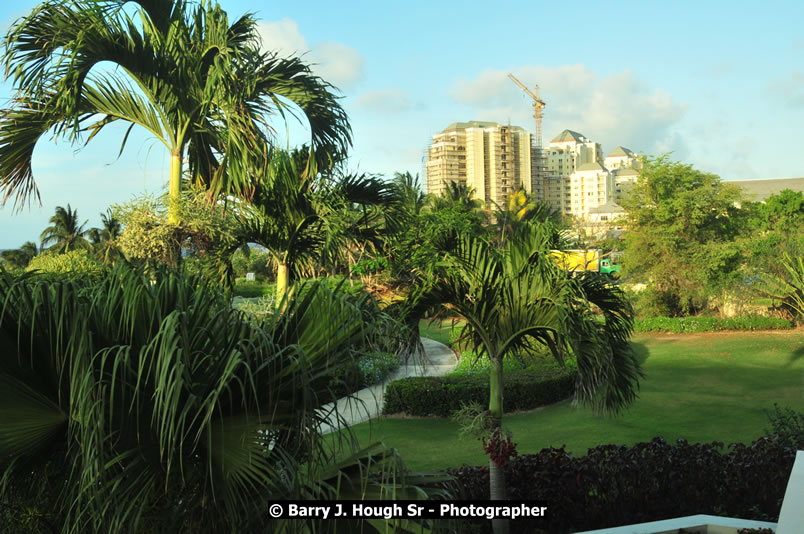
[542,130,604,214]
[426,123,642,222]
[426,121,532,209]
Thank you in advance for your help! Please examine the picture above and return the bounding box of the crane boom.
[508,73,543,105]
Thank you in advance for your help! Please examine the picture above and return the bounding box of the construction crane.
[508,73,545,147]
[509,73,547,194]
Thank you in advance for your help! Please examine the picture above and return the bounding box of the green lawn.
[338,329,804,472]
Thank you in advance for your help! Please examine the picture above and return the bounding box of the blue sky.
[1,0,803,249]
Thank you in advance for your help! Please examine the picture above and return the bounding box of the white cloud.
[257,20,365,91]
[354,88,411,113]
[450,65,687,155]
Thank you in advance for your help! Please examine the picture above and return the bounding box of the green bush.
[765,404,804,449]
[359,352,400,386]
[634,316,792,333]
[449,352,577,377]
[26,250,105,280]
[382,370,576,417]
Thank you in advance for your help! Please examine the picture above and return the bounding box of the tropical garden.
[0,1,803,534]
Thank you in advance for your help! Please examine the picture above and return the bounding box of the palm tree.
[491,188,564,246]
[0,266,448,533]
[403,222,642,534]
[0,0,351,224]
[39,204,91,253]
[240,149,395,306]
[87,208,122,263]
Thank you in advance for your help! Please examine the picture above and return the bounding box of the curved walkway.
[319,337,457,434]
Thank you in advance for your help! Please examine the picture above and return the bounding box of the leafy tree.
[39,204,92,253]
[114,186,241,282]
[0,266,448,533]
[383,177,488,284]
[0,0,351,224]
[26,248,105,280]
[399,222,641,534]
[622,155,745,315]
[0,241,37,270]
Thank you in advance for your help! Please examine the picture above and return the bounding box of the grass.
[339,329,804,472]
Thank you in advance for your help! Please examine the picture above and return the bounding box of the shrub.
[634,316,792,333]
[359,351,400,387]
[448,437,797,533]
[449,352,577,377]
[26,249,105,280]
[765,404,804,449]
[382,370,575,417]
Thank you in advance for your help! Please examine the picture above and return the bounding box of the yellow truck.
[550,249,621,274]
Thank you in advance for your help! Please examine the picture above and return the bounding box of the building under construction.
[425,120,533,210]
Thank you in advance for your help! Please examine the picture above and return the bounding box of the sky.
[1,0,803,249]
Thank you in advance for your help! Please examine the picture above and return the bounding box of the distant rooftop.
[550,129,586,144]
[726,177,804,202]
[589,199,625,214]
[607,146,635,158]
[441,121,526,132]
[576,162,605,172]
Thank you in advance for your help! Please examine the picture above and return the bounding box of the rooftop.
[550,129,586,144]
[576,162,606,172]
[726,177,804,202]
[588,199,625,214]
[607,146,636,158]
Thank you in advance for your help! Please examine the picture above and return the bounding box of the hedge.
[634,316,792,333]
[382,369,576,417]
[447,436,797,533]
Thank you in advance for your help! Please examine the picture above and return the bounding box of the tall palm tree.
[0,0,351,223]
[240,149,395,306]
[402,222,642,534]
[39,204,91,253]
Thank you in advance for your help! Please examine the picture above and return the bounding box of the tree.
[0,266,448,533]
[401,222,641,534]
[240,149,395,306]
[490,188,565,247]
[87,208,122,264]
[0,241,37,270]
[0,0,351,224]
[39,204,92,253]
[622,155,745,315]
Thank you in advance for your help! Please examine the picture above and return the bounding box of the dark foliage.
[447,437,796,533]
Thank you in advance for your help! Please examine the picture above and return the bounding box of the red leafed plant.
[482,427,518,468]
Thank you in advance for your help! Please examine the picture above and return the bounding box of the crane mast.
[508,73,547,194]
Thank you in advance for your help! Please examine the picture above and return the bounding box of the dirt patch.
[636,327,803,339]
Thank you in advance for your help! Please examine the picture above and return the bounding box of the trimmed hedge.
[448,436,796,533]
[634,316,792,333]
[382,370,575,417]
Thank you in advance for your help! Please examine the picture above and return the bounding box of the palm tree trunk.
[488,356,509,534]
[276,262,288,309]
[168,152,182,225]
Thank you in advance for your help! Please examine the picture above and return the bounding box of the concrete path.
[319,337,457,435]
